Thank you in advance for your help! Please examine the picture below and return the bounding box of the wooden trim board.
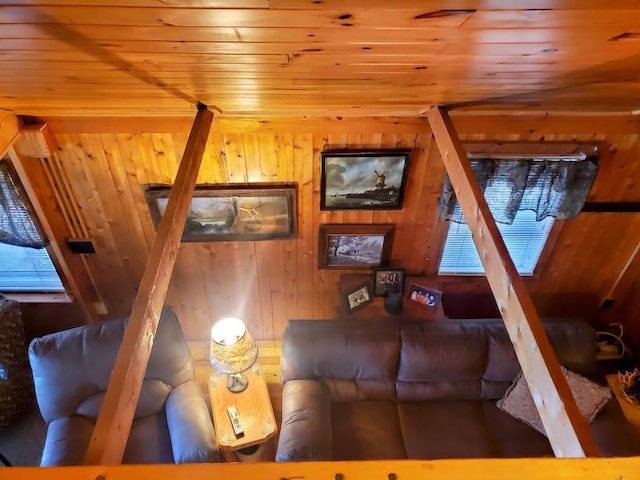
[427,106,599,458]
[83,106,213,465]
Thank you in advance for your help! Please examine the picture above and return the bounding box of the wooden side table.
[605,374,640,429]
[208,364,277,462]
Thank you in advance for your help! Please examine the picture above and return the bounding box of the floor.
[0,402,46,467]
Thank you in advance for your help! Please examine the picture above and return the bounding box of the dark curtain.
[0,159,47,248]
[439,156,599,224]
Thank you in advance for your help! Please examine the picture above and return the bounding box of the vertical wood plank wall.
[41,116,640,343]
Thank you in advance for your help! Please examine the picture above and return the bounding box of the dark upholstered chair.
[28,307,219,466]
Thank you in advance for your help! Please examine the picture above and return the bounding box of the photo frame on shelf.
[318,224,394,270]
[144,183,297,242]
[344,281,374,314]
[320,150,411,210]
[407,282,442,309]
[373,268,405,297]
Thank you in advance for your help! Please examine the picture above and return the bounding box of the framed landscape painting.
[144,183,297,242]
[320,150,411,210]
[318,224,394,270]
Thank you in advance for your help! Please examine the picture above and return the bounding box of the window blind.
[0,242,64,292]
[439,210,554,276]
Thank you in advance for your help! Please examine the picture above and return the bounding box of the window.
[0,157,64,293]
[0,243,64,292]
[439,210,554,276]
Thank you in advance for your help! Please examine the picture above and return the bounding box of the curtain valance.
[0,159,48,248]
[439,157,599,224]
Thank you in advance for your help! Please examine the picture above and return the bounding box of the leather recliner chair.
[28,307,219,466]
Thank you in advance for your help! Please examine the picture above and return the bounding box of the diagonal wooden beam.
[427,106,599,458]
[83,105,213,465]
[0,110,20,159]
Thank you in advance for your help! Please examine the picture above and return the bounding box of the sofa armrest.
[165,381,220,463]
[276,379,333,462]
[40,416,94,466]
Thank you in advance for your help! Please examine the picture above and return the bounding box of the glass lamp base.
[226,372,249,393]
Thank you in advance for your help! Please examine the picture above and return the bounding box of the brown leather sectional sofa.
[276,318,640,461]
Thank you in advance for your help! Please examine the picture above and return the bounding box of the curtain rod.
[467,153,588,162]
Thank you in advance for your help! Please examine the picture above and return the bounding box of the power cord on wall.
[596,322,627,360]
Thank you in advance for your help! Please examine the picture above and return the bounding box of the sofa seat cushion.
[76,379,171,421]
[398,401,496,459]
[590,399,640,457]
[123,413,174,464]
[331,401,407,460]
[480,402,553,457]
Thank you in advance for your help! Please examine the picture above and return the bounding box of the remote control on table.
[227,406,244,437]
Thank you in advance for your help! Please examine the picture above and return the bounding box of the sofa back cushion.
[281,320,400,401]
[281,318,597,403]
[397,318,597,401]
[397,323,487,401]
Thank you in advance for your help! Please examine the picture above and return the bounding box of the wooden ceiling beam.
[83,104,213,465]
[0,110,20,159]
[427,105,599,458]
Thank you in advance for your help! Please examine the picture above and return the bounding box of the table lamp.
[210,317,258,393]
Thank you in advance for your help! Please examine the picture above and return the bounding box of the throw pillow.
[496,367,612,436]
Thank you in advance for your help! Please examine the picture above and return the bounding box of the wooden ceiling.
[2,1,640,117]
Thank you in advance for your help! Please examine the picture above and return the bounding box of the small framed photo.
[373,268,405,297]
[407,282,442,309]
[344,281,374,314]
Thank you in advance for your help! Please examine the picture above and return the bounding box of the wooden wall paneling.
[77,134,142,309]
[113,133,155,252]
[606,236,640,343]
[22,116,640,345]
[204,132,228,183]
[242,133,262,181]
[148,134,175,184]
[246,133,274,339]
[55,133,124,315]
[39,157,80,237]
[392,133,430,273]
[274,133,299,336]
[312,132,331,318]
[601,236,640,304]
[234,242,265,337]
[222,133,248,182]
[138,134,162,184]
[98,134,150,277]
[185,244,214,338]
[294,133,315,319]
[414,135,447,275]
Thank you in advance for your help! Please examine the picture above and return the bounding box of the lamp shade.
[209,317,258,375]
